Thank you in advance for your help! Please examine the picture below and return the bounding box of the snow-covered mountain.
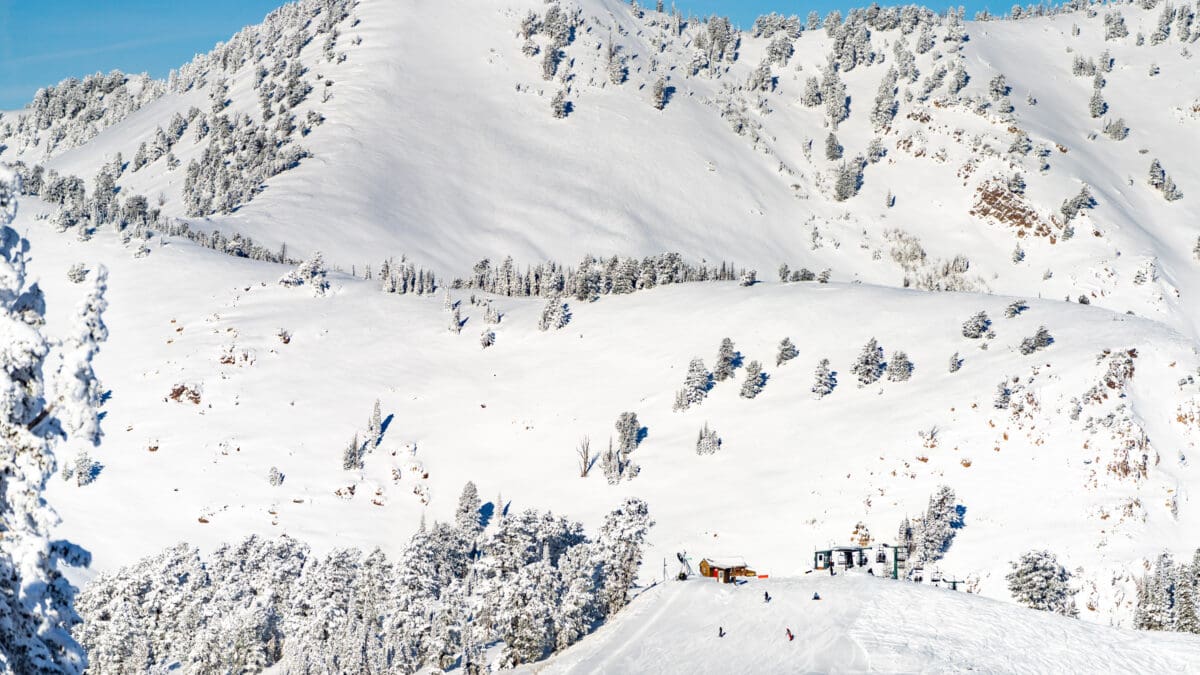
[2,0,1200,670]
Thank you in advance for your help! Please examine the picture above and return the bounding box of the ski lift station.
[813,544,908,579]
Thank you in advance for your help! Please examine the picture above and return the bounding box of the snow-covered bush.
[962,311,991,339]
[1006,550,1078,617]
[1019,326,1053,355]
[279,252,330,296]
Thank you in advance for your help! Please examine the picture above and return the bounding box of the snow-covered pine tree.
[1174,557,1199,634]
[695,423,721,455]
[594,498,653,616]
[824,132,843,160]
[1019,326,1053,355]
[1089,87,1107,119]
[368,398,382,449]
[1140,552,1177,630]
[961,311,990,339]
[852,338,885,386]
[342,433,363,470]
[601,438,621,485]
[811,358,836,398]
[919,485,960,562]
[776,337,798,366]
[54,265,109,454]
[949,352,962,373]
[480,327,496,348]
[870,67,899,130]
[551,90,568,119]
[1006,550,1077,617]
[268,466,284,486]
[739,360,765,398]
[0,165,89,674]
[885,350,913,382]
[713,338,737,381]
[449,306,463,334]
[279,252,329,296]
[800,76,822,107]
[994,380,1012,409]
[652,76,672,109]
[456,481,482,534]
[615,412,640,457]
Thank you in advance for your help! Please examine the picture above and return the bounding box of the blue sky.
[0,0,993,110]
[0,0,281,109]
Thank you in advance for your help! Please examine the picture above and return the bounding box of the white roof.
[702,557,747,568]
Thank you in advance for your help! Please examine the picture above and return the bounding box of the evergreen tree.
[601,438,622,485]
[551,90,568,119]
[852,338,884,386]
[1019,326,1053,355]
[800,77,822,107]
[776,337,798,366]
[885,351,913,382]
[713,338,737,381]
[1006,550,1078,617]
[1089,87,1107,119]
[615,412,641,457]
[824,132,843,160]
[1174,557,1199,634]
[368,398,382,449]
[948,352,962,373]
[343,433,363,470]
[0,166,89,674]
[677,358,711,410]
[739,360,765,398]
[994,380,1012,409]
[54,265,109,450]
[961,311,990,339]
[456,481,482,534]
[651,77,667,110]
[594,499,653,616]
[695,423,721,455]
[811,358,836,398]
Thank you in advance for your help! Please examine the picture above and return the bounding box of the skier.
[786,628,794,641]
[718,626,725,638]
[829,564,835,577]
[812,592,821,601]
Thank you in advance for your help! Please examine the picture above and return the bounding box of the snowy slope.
[2,0,1200,642]
[12,188,1198,627]
[534,574,1200,673]
[8,0,1199,340]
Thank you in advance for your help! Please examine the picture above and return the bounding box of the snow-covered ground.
[15,193,1199,628]
[3,0,1200,666]
[536,573,1200,673]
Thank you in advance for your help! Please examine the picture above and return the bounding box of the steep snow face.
[535,575,1200,673]
[9,0,1200,339]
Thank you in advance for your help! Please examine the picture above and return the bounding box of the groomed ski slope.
[534,574,1200,674]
